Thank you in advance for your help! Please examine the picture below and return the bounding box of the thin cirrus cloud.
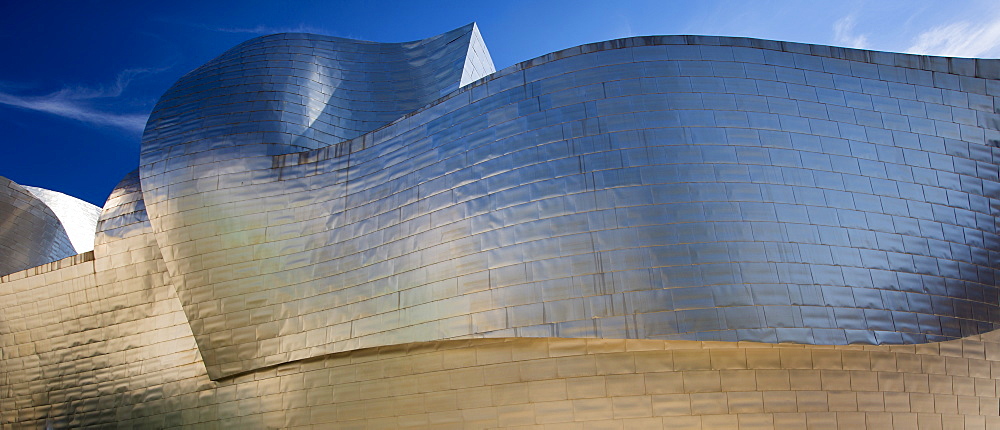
[906,16,1000,58]
[832,15,870,50]
[831,11,1000,59]
[206,24,326,35]
[0,68,155,134]
[151,16,330,37]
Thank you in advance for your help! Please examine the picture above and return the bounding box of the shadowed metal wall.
[2,26,1000,428]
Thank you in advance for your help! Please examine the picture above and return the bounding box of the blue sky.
[3,0,1000,206]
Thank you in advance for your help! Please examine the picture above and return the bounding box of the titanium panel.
[23,185,101,253]
[137,31,1000,378]
[3,257,1000,429]
[0,177,80,275]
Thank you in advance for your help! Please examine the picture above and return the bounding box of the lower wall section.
[2,256,999,428]
[145,337,1000,429]
[8,337,1000,429]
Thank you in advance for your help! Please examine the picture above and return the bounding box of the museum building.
[2,23,1000,428]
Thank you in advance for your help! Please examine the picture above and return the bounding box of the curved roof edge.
[496,34,1000,82]
[325,33,1000,158]
[186,23,484,77]
[242,22,478,46]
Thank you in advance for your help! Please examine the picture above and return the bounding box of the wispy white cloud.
[207,24,326,35]
[0,92,148,132]
[613,13,635,39]
[906,15,1000,57]
[0,68,157,133]
[833,15,870,49]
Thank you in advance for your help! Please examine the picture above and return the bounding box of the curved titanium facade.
[3,27,1000,428]
[138,23,496,377]
[138,32,1000,378]
[22,185,101,254]
[0,176,99,275]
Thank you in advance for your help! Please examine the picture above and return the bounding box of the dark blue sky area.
[1,0,995,205]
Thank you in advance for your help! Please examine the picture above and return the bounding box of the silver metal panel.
[0,177,80,275]
[125,30,1000,379]
[22,185,101,253]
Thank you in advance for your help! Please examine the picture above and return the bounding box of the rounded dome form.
[94,169,149,247]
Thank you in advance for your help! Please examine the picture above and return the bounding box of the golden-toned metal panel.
[4,247,1000,429]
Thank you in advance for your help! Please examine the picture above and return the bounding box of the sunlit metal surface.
[22,185,101,254]
[0,177,99,275]
[137,30,1000,378]
[3,26,1000,427]
[138,23,499,378]
[3,252,1000,428]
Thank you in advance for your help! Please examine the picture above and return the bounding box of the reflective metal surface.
[137,31,1000,378]
[0,177,99,275]
[3,257,1000,428]
[3,27,1000,428]
[138,23,502,378]
[22,185,101,254]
